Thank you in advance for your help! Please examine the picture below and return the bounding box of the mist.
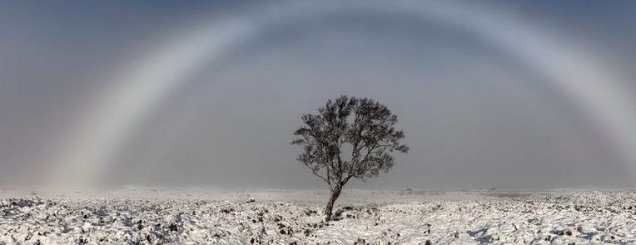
[1,0,636,189]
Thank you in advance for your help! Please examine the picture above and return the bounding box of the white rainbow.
[52,1,636,185]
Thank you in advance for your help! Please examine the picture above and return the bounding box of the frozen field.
[1,187,636,244]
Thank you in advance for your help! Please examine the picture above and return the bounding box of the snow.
[1,187,636,244]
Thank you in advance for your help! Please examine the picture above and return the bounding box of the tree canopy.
[292,95,408,220]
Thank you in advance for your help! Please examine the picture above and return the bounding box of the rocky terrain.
[1,188,635,244]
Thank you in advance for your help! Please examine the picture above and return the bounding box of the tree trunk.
[324,186,342,221]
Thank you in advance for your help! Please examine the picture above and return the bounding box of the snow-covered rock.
[0,188,635,244]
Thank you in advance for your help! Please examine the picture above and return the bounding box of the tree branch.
[305,164,329,185]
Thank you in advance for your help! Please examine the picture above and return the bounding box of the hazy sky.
[1,1,636,189]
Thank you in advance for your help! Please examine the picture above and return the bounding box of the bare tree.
[292,95,409,221]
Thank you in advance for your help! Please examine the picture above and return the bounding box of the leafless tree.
[292,95,409,221]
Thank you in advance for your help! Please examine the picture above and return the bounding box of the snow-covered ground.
[1,187,636,244]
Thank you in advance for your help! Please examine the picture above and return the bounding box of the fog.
[1,1,636,189]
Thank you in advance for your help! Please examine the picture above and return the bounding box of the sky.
[1,1,635,189]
